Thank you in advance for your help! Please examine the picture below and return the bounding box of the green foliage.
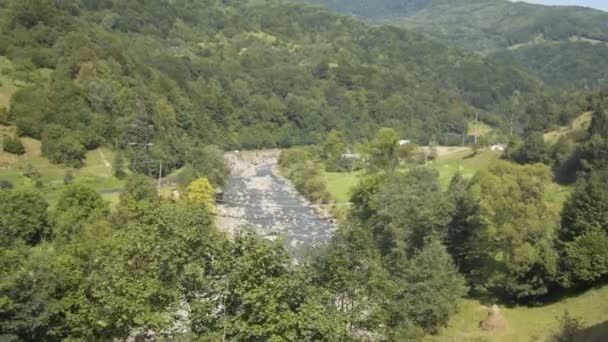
[53,184,109,241]
[41,125,86,168]
[509,131,550,165]
[186,177,216,213]
[0,180,14,190]
[364,128,401,173]
[119,174,157,206]
[389,239,467,334]
[2,135,25,155]
[181,145,230,188]
[112,150,126,179]
[461,161,558,300]
[0,0,551,170]
[558,169,608,287]
[22,164,42,188]
[0,189,49,247]
[322,130,348,172]
[279,148,330,204]
[548,311,584,342]
[375,167,454,264]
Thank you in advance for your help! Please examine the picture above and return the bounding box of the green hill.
[0,0,550,173]
[295,0,608,90]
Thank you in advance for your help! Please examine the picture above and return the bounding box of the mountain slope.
[0,0,546,169]
[296,0,608,90]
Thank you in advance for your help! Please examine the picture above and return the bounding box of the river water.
[216,151,336,256]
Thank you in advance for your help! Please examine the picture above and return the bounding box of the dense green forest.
[0,0,556,172]
[2,0,608,340]
[296,0,608,90]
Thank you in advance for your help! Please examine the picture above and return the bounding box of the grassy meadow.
[430,285,608,342]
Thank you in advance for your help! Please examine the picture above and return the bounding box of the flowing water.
[217,150,336,256]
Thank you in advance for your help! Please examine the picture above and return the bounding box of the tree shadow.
[578,320,608,342]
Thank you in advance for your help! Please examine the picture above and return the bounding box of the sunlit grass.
[429,285,608,341]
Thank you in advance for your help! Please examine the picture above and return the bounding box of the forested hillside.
[297,0,608,90]
[0,0,549,174]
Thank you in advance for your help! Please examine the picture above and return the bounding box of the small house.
[490,144,507,152]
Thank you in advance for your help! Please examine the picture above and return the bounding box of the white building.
[490,144,507,152]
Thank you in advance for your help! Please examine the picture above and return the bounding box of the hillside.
[0,0,552,175]
[296,0,608,89]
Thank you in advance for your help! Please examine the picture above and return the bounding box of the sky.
[512,0,608,11]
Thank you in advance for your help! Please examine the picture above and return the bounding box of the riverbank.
[216,150,336,255]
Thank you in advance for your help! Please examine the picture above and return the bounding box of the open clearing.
[544,111,592,145]
[430,285,608,341]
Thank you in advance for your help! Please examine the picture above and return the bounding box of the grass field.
[324,171,361,203]
[431,147,502,187]
[430,285,608,341]
[467,121,494,137]
[0,131,124,204]
[544,112,592,145]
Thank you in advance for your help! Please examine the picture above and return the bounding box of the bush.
[0,107,8,125]
[41,125,86,167]
[2,135,25,155]
[0,180,13,190]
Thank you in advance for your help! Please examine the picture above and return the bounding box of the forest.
[1,0,608,340]
[297,0,608,90]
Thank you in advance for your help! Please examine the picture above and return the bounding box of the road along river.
[216,150,336,257]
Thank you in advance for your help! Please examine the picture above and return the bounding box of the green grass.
[324,171,361,203]
[544,111,592,145]
[0,137,124,205]
[429,285,608,341]
[431,147,502,187]
[467,121,493,137]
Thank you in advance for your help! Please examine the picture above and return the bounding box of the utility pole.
[510,113,514,137]
[157,161,163,196]
[474,111,479,145]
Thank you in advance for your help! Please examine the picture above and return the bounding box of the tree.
[364,128,401,173]
[313,224,390,332]
[462,162,558,300]
[548,311,584,342]
[216,234,346,340]
[113,150,126,179]
[375,167,454,266]
[22,164,42,188]
[446,171,475,270]
[119,174,157,206]
[0,189,49,246]
[389,239,467,334]
[182,145,230,188]
[323,130,347,172]
[53,184,109,241]
[558,169,608,287]
[186,177,216,213]
[510,131,550,165]
[2,135,25,155]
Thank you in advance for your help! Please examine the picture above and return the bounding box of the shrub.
[2,135,25,155]
[0,180,13,190]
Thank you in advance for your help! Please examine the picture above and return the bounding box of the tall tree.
[462,162,558,300]
[558,168,608,287]
[364,128,401,173]
[375,167,454,268]
[0,189,49,247]
[323,129,348,172]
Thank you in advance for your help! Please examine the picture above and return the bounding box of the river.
[216,150,336,257]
